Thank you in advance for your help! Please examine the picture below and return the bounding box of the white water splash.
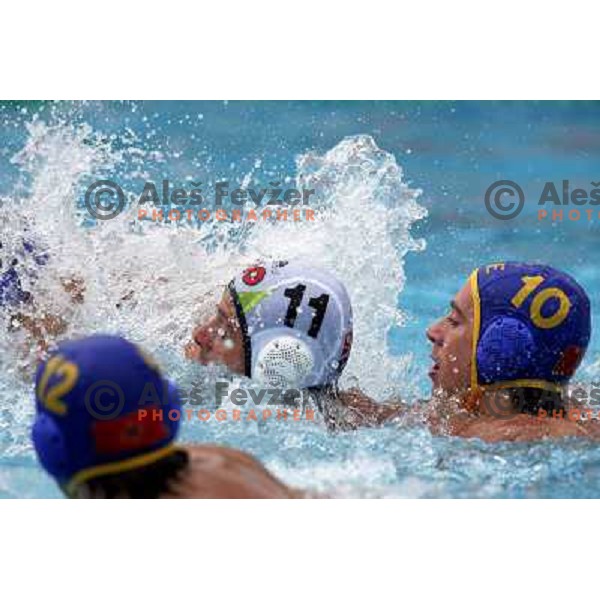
[243,134,427,398]
[0,121,426,471]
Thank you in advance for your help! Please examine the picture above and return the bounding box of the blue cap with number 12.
[31,335,181,493]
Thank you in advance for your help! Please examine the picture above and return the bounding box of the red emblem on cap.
[92,410,170,455]
[553,345,584,377]
[242,266,266,286]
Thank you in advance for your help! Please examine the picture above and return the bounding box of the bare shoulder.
[163,445,302,499]
[452,414,594,443]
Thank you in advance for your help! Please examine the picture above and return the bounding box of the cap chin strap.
[227,281,252,377]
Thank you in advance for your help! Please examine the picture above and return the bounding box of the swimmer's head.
[187,261,354,389]
[32,335,181,497]
[427,279,474,395]
[427,262,591,402]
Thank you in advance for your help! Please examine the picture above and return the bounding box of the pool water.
[1,100,599,498]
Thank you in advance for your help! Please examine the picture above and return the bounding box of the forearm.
[332,388,406,428]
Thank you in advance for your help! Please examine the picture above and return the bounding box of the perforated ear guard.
[476,316,536,384]
[251,331,324,389]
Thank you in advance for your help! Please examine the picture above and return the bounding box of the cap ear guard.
[32,413,69,481]
[252,335,319,389]
[476,316,536,384]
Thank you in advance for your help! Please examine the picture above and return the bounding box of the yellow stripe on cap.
[469,268,481,393]
[482,379,563,393]
[65,443,180,496]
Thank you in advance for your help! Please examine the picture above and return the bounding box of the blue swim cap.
[0,238,49,308]
[228,261,353,388]
[0,267,30,307]
[32,335,181,493]
[470,262,591,393]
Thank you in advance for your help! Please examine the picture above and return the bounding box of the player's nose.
[193,323,214,350]
[426,318,444,347]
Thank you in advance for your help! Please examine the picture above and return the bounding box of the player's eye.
[446,314,459,327]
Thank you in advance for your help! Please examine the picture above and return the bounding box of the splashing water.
[3,106,599,500]
[0,119,427,496]
[242,134,427,398]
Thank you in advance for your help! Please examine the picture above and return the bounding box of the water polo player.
[32,335,301,498]
[187,261,354,387]
[185,260,388,428]
[426,261,597,441]
[186,261,424,429]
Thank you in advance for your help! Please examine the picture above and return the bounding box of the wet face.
[426,279,474,396]
[186,291,246,375]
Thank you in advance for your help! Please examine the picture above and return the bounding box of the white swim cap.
[228,261,353,389]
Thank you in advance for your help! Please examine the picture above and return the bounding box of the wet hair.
[65,450,190,499]
[507,387,565,417]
